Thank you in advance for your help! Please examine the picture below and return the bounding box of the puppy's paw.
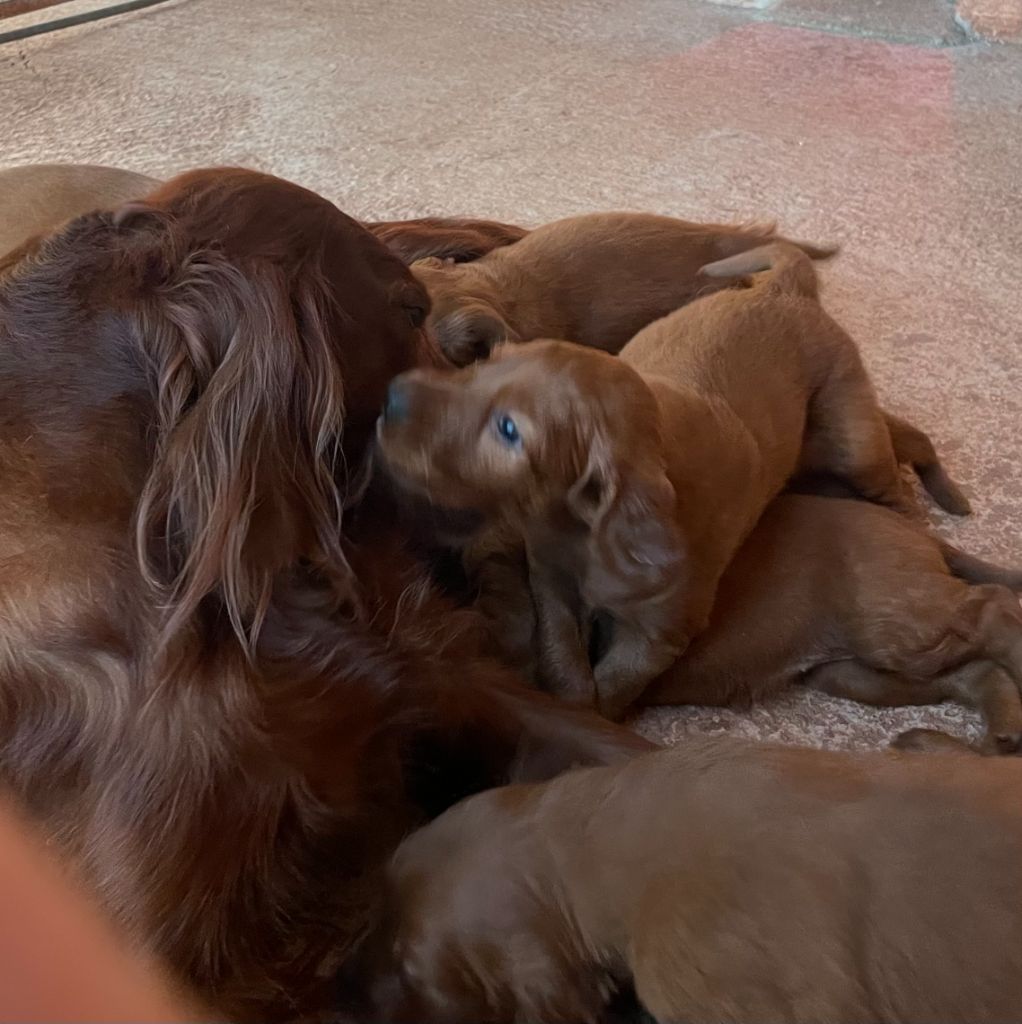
[985,731,1022,757]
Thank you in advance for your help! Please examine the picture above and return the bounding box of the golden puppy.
[363,739,1022,1024]
[0,163,158,258]
[412,211,835,365]
[643,493,1022,750]
[377,243,912,718]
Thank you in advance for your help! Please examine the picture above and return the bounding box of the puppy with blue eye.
[376,243,914,719]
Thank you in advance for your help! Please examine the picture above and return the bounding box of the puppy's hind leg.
[803,660,987,752]
[955,664,1022,754]
[805,660,946,709]
[956,584,1022,706]
[807,585,1022,754]
[801,354,916,516]
[892,665,1022,756]
[884,411,972,516]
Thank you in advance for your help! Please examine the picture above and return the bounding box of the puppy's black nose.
[383,379,411,423]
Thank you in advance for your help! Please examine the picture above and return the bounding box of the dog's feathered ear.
[568,437,683,586]
[124,208,356,655]
[565,438,618,528]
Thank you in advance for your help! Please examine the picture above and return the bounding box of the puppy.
[378,243,912,718]
[0,163,158,258]
[412,211,835,365]
[429,492,1022,751]
[364,738,1022,1024]
[643,494,1022,751]
[409,207,971,519]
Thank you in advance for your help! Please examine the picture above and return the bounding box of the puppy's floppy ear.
[434,303,518,366]
[125,207,356,655]
[566,439,618,528]
[373,218,527,264]
[569,437,683,583]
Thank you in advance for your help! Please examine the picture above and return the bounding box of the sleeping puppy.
[643,493,1022,752]
[377,243,913,718]
[0,164,159,258]
[362,739,1022,1024]
[411,211,835,365]
[413,490,1022,752]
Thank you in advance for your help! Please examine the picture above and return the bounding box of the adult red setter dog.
[0,168,646,1019]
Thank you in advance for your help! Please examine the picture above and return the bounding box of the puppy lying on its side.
[363,739,1022,1024]
[378,244,912,718]
[643,493,1022,751]
[412,211,835,365]
[426,492,1022,752]
[0,164,159,258]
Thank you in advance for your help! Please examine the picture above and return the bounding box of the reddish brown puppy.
[412,211,835,365]
[378,244,913,718]
[643,494,1022,751]
[0,167,649,1019]
[364,739,1022,1024]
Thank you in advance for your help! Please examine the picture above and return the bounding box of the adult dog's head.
[0,167,435,655]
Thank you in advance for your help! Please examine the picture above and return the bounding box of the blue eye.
[494,413,521,446]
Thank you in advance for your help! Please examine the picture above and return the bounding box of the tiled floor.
[1,0,1020,750]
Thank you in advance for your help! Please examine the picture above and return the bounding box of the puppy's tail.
[700,242,824,299]
[939,541,1022,591]
[712,222,839,264]
[791,238,841,261]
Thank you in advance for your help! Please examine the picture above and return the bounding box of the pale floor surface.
[2,0,1020,749]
